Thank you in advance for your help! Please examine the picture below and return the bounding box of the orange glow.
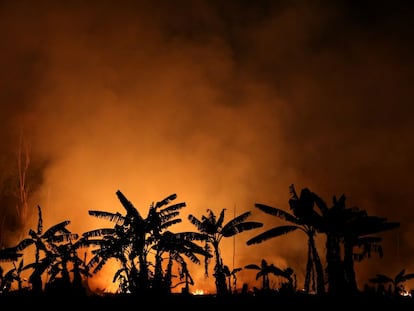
[192,289,207,295]
[0,0,413,297]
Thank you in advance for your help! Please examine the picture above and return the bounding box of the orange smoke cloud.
[0,0,413,293]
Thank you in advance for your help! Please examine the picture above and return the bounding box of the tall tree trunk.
[343,239,358,294]
[325,233,345,295]
[152,251,164,293]
[213,242,228,297]
[309,234,326,294]
[304,242,313,293]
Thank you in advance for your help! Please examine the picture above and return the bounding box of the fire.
[192,289,207,295]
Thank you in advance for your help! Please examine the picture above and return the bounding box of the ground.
[1,291,414,310]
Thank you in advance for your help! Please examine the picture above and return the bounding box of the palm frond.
[88,211,125,224]
[222,221,263,237]
[50,233,79,243]
[260,259,269,268]
[188,214,204,231]
[180,240,212,258]
[352,216,400,236]
[232,267,243,274]
[22,262,37,271]
[92,257,108,273]
[174,232,209,242]
[256,270,265,280]
[159,211,180,223]
[244,264,260,270]
[254,203,300,224]
[159,202,186,215]
[246,225,299,245]
[16,238,35,251]
[216,209,226,228]
[17,259,24,271]
[86,254,102,270]
[113,268,127,283]
[268,264,286,276]
[395,269,406,283]
[42,220,71,238]
[82,228,116,238]
[357,236,383,245]
[312,192,328,213]
[160,218,182,231]
[289,184,299,199]
[4,268,17,280]
[76,238,107,248]
[401,273,414,282]
[116,190,141,219]
[0,248,23,262]
[155,193,177,208]
[28,229,37,239]
[222,211,251,230]
[223,265,231,275]
[181,250,202,265]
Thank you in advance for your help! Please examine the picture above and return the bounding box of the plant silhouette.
[0,185,408,308]
[81,190,210,295]
[188,208,263,296]
[45,238,91,295]
[15,205,78,294]
[246,185,325,294]
[0,259,24,293]
[223,265,242,294]
[311,191,400,295]
[369,268,414,297]
[152,230,212,294]
[244,259,292,292]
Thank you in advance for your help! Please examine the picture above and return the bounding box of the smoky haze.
[0,0,413,293]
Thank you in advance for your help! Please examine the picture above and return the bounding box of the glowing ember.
[192,289,206,295]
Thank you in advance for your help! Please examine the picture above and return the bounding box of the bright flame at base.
[192,289,206,295]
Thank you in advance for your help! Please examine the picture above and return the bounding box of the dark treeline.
[0,184,413,307]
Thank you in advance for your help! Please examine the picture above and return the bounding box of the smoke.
[0,0,413,293]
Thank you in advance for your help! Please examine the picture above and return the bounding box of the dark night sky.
[0,0,413,293]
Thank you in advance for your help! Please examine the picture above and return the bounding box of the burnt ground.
[1,291,414,310]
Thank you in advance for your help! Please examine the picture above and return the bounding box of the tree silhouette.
[312,192,400,295]
[0,259,24,293]
[188,208,263,297]
[247,185,325,294]
[0,246,24,293]
[15,205,78,294]
[152,230,211,294]
[45,239,91,295]
[369,269,414,297]
[279,267,296,293]
[223,265,242,294]
[0,184,408,306]
[244,259,291,292]
[173,256,194,294]
[343,216,399,293]
[82,190,192,294]
[81,223,133,292]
